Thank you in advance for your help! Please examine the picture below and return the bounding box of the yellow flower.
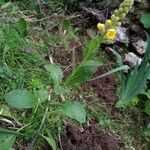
[97,23,105,32]
[106,29,117,40]
[106,19,112,26]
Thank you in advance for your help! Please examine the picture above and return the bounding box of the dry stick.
[58,127,63,150]
[29,90,52,150]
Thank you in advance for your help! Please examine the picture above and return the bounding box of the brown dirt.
[60,124,120,150]
[82,65,118,107]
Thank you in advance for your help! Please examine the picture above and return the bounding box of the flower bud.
[114,10,119,15]
[111,15,116,20]
[116,22,121,26]
[97,23,105,32]
[106,19,112,26]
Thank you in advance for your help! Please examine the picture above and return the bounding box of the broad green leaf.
[0,132,16,150]
[141,13,150,28]
[45,64,63,86]
[65,60,101,85]
[5,89,36,109]
[17,18,27,37]
[83,37,100,60]
[58,101,86,124]
[40,133,56,150]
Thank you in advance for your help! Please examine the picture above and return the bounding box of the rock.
[124,52,142,68]
[130,24,143,33]
[116,27,129,44]
[131,37,147,55]
[121,18,131,26]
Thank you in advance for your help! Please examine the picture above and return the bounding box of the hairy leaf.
[83,37,101,60]
[5,89,35,109]
[58,101,86,124]
[65,60,101,85]
[45,64,63,86]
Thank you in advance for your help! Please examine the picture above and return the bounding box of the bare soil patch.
[60,124,119,150]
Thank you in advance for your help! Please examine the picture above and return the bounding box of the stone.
[131,38,147,55]
[124,52,142,68]
[116,27,129,44]
[121,18,131,26]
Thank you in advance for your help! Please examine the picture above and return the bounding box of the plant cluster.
[1,0,150,149]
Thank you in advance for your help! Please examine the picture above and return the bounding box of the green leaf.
[58,101,86,124]
[89,65,129,81]
[36,89,48,103]
[5,89,36,109]
[0,132,16,150]
[17,18,27,37]
[40,133,56,150]
[45,64,63,86]
[65,60,101,85]
[83,37,100,60]
[109,48,123,66]
[141,13,150,28]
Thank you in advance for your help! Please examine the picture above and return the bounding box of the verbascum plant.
[97,0,134,40]
[65,0,134,85]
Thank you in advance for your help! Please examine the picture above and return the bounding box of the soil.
[60,124,119,150]
[82,65,118,107]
